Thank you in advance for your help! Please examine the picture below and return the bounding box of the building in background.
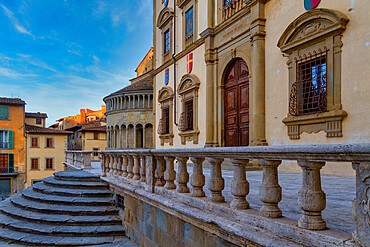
[104,48,154,149]
[25,124,71,188]
[66,119,107,160]
[56,105,106,130]
[152,0,370,175]
[25,112,47,128]
[0,97,26,200]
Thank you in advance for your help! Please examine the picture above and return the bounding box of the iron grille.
[185,100,193,131]
[224,0,233,6]
[164,107,170,134]
[289,49,328,116]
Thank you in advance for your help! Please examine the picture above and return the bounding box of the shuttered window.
[0,130,12,149]
[31,158,39,170]
[0,153,13,173]
[0,106,9,120]
[31,137,39,148]
[46,138,53,148]
[46,158,53,170]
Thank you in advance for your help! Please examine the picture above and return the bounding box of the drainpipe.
[173,0,178,126]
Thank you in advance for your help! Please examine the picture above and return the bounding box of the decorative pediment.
[178,74,200,95]
[277,8,349,53]
[158,86,174,103]
[176,0,191,9]
[157,7,174,29]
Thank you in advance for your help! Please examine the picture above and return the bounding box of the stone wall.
[121,193,243,247]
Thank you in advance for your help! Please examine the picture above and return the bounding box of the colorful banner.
[304,0,321,10]
[165,68,169,85]
[187,53,193,74]
[164,0,168,7]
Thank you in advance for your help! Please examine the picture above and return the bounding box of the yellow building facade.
[25,125,71,188]
[153,0,370,175]
[0,98,26,199]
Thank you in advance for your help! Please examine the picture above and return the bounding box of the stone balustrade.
[65,144,370,246]
[223,0,246,21]
[64,151,93,170]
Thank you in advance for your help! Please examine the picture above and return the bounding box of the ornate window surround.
[157,7,174,63]
[178,74,200,145]
[178,0,198,49]
[158,86,174,146]
[277,8,349,140]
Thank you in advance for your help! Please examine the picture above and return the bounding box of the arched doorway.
[224,58,249,147]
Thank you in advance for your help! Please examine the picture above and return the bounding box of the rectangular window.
[0,130,9,149]
[36,118,42,125]
[31,137,39,148]
[31,158,39,170]
[0,154,9,173]
[0,178,11,199]
[0,106,9,120]
[93,148,99,157]
[295,54,327,115]
[185,7,194,37]
[164,29,170,54]
[94,133,99,140]
[163,107,170,134]
[45,158,53,170]
[46,138,53,148]
[184,99,194,131]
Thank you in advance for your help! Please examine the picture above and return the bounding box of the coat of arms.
[187,53,193,74]
[165,68,169,85]
[304,0,321,10]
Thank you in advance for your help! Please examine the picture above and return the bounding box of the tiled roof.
[25,112,48,118]
[0,97,26,105]
[105,75,153,99]
[25,124,72,134]
[78,126,106,132]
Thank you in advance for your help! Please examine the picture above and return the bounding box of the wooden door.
[224,59,249,147]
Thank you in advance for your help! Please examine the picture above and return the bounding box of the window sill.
[282,110,348,139]
[45,147,55,149]
[30,147,40,148]
[178,129,200,145]
[159,133,174,146]
[45,169,55,171]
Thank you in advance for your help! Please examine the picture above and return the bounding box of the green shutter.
[0,106,3,119]
[8,131,13,149]
[8,153,14,173]
[5,107,9,120]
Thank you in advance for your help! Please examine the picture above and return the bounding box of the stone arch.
[219,54,251,86]
[114,125,119,149]
[144,123,153,149]
[120,124,127,149]
[178,74,200,95]
[135,123,144,149]
[127,124,134,149]
[158,86,174,103]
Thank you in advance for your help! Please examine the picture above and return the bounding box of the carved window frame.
[178,74,200,145]
[157,7,174,64]
[158,86,174,146]
[179,0,198,49]
[277,9,349,140]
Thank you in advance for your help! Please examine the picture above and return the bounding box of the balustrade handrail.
[102,143,370,162]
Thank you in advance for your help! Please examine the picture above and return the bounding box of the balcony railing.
[64,151,93,170]
[223,0,246,21]
[65,144,370,246]
[0,166,16,174]
[0,142,9,149]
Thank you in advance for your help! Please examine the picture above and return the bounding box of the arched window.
[158,86,174,146]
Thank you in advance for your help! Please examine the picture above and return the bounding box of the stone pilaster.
[208,158,225,202]
[164,157,176,190]
[230,159,249,209]
[297,161,326,230]
[176,157,190,193]
[190,157,206,197]
[259,160,282,218]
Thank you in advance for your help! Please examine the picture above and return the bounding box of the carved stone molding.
[156,7,174,29]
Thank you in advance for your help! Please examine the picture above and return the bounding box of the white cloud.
[17,54,57,72]
[0,3,34,38]
[0,67,36,78]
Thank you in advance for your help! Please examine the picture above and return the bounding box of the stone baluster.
[108,155,113,174]
[259,160,282,218]
[133,155,141,180]
[155,157,165,186]
[297,161,326,230]
[176,157,190,193]
[190,157,205,197]
[101,154,107,177]
[112,155,118,175]
[230,159,249,209]
[117,156,123,176]
[140,155,146,182]
[127,155,134,179]
[164,156,176,190]
[122,155,128,177]
[208,158,225,202]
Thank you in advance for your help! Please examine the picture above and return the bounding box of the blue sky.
[0,0,153,125]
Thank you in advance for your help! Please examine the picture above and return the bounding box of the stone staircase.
[0,170,136,246]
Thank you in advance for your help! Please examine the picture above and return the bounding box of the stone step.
[33,182,112,198]
[0,199,122,226]
[22,188,114,206]
[10,193,119,216]
[0,213,125,237]
[54,170,101,182]
[43,176,109,190]
[0,228,131,246]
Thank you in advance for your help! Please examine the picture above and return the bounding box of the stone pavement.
[91,161,355,234]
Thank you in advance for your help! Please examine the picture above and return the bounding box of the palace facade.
[153,0,369,174]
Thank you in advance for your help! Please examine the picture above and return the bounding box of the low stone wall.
[120,193,244,247]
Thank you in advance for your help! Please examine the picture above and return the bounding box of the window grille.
[0,154,8,173]
[164,29,170,54]
[117,194,124,210]
[289,49,328,116]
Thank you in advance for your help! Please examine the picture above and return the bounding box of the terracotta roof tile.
[25,124,72,134]
[105,75,153,99]
[25,112,48,118]
[0,97,26,105]
[78,126,106,132]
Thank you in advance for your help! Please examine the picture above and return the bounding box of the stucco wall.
[26,134,67,188]
[82,132,107,159]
